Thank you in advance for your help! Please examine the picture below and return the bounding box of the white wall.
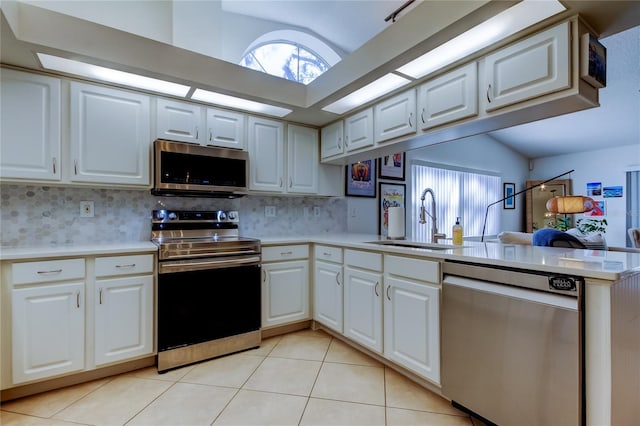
[347,134,530,237]
[530,144,640,247]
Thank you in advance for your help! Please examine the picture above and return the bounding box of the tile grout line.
[297,334,334,425]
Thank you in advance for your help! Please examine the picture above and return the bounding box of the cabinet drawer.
[12,258,85,285]
[344,250,382,272]
[95,254,154,277]
[262,245,309,262]
[385,255,439,283]
[315,245,343,263]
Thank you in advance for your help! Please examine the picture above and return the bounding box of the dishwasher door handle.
[443,275,577,311]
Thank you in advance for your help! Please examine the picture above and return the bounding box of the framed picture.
[580,33,606,88]
[379,183,405,236]
[503,182,515,209]
[345,160,376,197]
[379,152,405,180]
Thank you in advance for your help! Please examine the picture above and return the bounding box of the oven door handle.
[159,255,261,274]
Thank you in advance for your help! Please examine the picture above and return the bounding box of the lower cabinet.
[384,255,441,384]
[313,245,344,333]
[261,245,310,328]
[4,253,155,388]
[343,250,383,353]
[12,281,85,384]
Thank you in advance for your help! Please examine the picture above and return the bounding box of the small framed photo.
[503,182,515,209]
[379,152,405,180]
[345,160,376,197]
[581,33,606,88]
[379,183,406,236]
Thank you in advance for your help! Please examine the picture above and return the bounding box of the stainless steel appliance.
[442,261,583,426]
[151,139,249,198]
[152,209,261,372]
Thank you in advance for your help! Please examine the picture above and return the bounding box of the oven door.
[157,255,261,353]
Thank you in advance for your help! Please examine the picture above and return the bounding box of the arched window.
[240,30,341,85]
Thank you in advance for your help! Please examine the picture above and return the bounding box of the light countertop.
[0,242,158,261]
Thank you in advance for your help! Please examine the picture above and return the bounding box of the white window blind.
[411,163,502,241]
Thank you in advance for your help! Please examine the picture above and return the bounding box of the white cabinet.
[70,82,150,186]
[418,62,478,130]
[313,245,343,333]
[156,98,204,144]
[248,116,285,192]
[0,69,61,181]
[384,255,440,384]
[320,120,344,160]
[94,255,154,366]
[344,108,374,152]
[287,125,318,194]
[483,21,570,112]
[343,250,383,353]
[261,245,310,328]
[374,89,416,143]
[10,258,86,384]
[205,107,246,150]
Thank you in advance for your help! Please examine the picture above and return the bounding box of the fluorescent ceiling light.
[191,89,292,117]
[396,0,566,79]
[37,54,190,97]
[322,73,411,115]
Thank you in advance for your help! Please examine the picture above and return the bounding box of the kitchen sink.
[364,240,465,250]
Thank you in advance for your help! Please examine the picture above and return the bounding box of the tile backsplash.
[0,185,348,247]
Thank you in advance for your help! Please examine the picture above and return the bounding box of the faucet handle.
[433,232,447,243]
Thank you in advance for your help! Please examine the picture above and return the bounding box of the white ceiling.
[1,0,639,160]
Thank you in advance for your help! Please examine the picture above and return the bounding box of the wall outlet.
[80,201,94,218]
[313,206,321,217]
[265,206,276,217]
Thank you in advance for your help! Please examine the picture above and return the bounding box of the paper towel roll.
[387,207,405,239]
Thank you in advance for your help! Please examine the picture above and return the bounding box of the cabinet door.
[262,260,309,328]
[248,116,284,192]
[344,108,374,152]
[320,120,344,159]
[484,22,570,112]
[287,125,318,194]
[0,69,61,181]
[418,62,478,130]
[206,107,246,150]
[384,276,440,383]
[12,282,84,384]
[343,266,383,353]
[374,89,416,143]
[156,98,203,144]
[314,260,343,333]
[70,82,150,185]
[95,275,153,366]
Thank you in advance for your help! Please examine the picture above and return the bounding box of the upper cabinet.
[287,125,318,194]
[374,89,416,143]
[344,108,374,153]
[483,22,570,112]
[248,116,285,192]
[156,99,203,144]
[205,107,246,150]
[418,62,478,130]
[0,69,61,181]
[320,120,344,160]
[70,82,151,186]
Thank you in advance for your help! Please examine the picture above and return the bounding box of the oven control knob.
[168,212,177,220]
[227,211,236,220]
[218,211,227,220]
[155,211,166,220]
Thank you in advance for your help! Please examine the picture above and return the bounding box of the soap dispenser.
[452,217,463,245]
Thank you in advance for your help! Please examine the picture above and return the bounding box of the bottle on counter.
[453,217,463,245]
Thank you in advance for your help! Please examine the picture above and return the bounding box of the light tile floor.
[1,329,484,426]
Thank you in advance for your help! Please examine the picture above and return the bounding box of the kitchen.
[1,1,639,425]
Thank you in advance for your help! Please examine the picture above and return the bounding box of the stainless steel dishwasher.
[442,261,584,426]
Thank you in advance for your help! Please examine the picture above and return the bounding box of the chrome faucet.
[419,188,446,243]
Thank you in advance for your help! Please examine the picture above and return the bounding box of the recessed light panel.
[191,89,292,117]
[322,73,411,115]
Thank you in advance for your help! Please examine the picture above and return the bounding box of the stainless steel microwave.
[151,139,249,198]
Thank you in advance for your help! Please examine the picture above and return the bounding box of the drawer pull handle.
[115,263,136,268]
[281,251,293,256]
[37,269,63,275]
[323,252,331,257]
[374,281,380,297]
